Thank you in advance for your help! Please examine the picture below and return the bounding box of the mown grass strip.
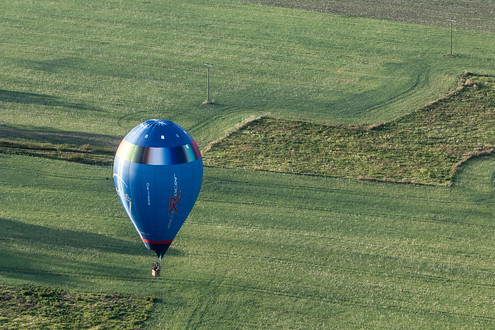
[204,73,495,185]
[0,140,115,166]
[0,284,154,329]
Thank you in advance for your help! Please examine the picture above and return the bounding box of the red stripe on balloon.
[141,238,174,244]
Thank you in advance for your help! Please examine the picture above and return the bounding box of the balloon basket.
[152,261,161,277]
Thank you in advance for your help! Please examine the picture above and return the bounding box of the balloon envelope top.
[113,119,203,259]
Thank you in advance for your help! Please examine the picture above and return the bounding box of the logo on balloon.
[169,173,180,214]
[169,191,181,214]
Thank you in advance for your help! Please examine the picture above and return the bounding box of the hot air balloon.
[113,119,203,268]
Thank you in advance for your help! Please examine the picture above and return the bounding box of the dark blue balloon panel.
[113,119,203,259]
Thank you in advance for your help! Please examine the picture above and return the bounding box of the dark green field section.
[0,285,153,328]
[0,140,115,166]
[1,154,494,327]
[205,74,495,185]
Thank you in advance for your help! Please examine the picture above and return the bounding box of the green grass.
[1,0,495,327]
[1,154,494,327]
[3,73,494,178]
[1,0,495,148]
[0,284,154,328]
[205,74,495,185]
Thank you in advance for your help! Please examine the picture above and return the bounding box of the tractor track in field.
[197,196,495,231]
[172,247,495,289]
[199,174,495,225]
[360,61,430,116]
[3,262,493,324]
[167,277,495,324]
[3,243,494,293]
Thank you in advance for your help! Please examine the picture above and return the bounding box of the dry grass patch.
[204,73,495,185]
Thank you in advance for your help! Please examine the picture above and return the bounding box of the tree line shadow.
[0,217,185,285]
[0,217,142,256]
[0,124,120,148]
[0,89,99,112]
[0,217,147,285]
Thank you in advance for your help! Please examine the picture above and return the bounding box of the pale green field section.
[1,0,495,147]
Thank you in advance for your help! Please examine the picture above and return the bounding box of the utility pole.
[203,63,212,104]
[447,19,456,56]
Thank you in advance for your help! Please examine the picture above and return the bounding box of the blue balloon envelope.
[113,119,203,259]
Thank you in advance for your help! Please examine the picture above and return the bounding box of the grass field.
[205,74,495,185]
[1,154,494,327]
[1,0,495,146]
[0,284,154,328]
[1,0,495,328]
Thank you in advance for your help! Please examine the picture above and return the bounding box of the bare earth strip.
[236,0,495,32]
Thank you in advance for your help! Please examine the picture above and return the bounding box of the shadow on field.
[0,218,149,283]
[0,247,147,285]
[0,218,142,256]
[26,57,84,73]
[0,124,120,148]
[0,89,100,112]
